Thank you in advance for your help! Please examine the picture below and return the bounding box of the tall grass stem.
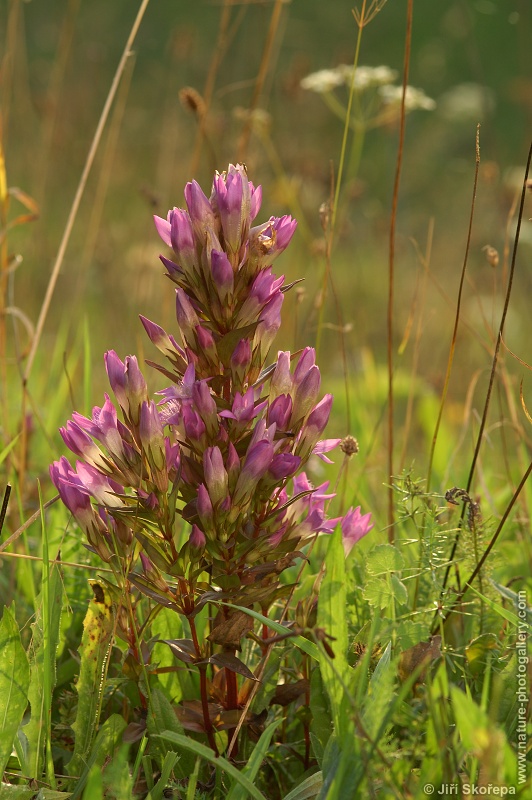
[426,126,480,493]
[23,0,151,385]
[387,0,414,536]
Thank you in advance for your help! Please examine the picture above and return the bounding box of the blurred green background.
[2,0,532,507]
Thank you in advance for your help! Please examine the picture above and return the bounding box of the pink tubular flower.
[188,524,207,559]
[175,288,200,344]
[60,420,109,474]
[341,506,374,556]
[291,365,321,425]
[296,394,337,462]
[212,165,250,254]
[169,208,196,273]
[140,315,186,361]
[184,179,217,241]
[267,394,292,430]
[232,439,274,509]
[139,400,168,492]
[249,215,297,267]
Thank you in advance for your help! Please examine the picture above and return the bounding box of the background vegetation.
[1,0,531,797]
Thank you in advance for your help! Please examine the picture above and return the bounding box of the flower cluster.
[51,164,372,623]
[300,64,398,94]
[300,63,435,128]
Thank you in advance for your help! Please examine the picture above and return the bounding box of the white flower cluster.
[301,63,435,112]
[378,84,436,111]
[300,68,346,93]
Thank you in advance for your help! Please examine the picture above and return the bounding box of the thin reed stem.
[331,0,366,233]
[441,140,532,591]
[426,126,480,493]
[237,0,285,161]
[190,0,232,175]
[387,0,414,538]
[0,494,59,553]
[434,457,532,635]
[23,0,151,385]
[315,1,366,361]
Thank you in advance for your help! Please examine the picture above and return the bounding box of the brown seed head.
[340,435,359,456]
[179,87,206,119]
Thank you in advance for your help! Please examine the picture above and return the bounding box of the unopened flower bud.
[211,249,234,301]
[188,524,207,560]
[232,440,274,508]
[192,381,218,438]
[203,446,229,506]
[175,288,200,346]
[291,365,321,424]
[139,401,168,492]
[184,179,218,242]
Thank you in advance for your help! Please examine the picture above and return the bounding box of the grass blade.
[282,771,323,800]
[316,526,351,736]
[226,719,281,800]
[155,731,269,800]
[223,603,320,661]
[0,605,30,779]
[21,550,63,781]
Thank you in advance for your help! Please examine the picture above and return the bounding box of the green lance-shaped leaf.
[226,719,281,800]
[146,687,195,779]
[0,787,72,799]
[22,558,63,778]
[316,525,352,739]
[0,605,30,779]
[67,580,115,778]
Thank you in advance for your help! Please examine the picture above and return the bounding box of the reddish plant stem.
[189,617,218,755]
[225,656,239,759]
[199,666,218,755]
[225,663,238,709]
